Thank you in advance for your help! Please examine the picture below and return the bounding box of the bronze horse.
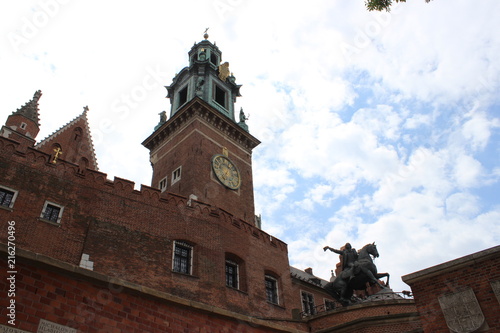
[324,242,390,306]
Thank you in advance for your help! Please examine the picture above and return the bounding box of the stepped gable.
[35,106,98,170]
[12,90,42,126]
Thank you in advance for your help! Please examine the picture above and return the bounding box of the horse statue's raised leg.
[376,272,390,287]
[360,265,388,289]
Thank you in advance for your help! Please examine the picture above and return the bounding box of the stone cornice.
[142,97,260,153]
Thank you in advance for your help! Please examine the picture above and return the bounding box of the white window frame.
[159,177,167,192]
[265,275,279,305]
[0,185,19,210]
[171,166,182,185]
[40,200,64,224]
[172,241,193,275]
[20,122,27,129]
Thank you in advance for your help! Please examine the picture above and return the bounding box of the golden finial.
[222,147,228,157]
[204,27,209,40]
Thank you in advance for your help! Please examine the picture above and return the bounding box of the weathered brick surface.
[144,99,259,222]
[0,257,305,332]
[0,136,292,320]
[290,278,336,316]
[403,247,500,332]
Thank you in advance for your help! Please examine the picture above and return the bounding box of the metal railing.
[299,291,414,318]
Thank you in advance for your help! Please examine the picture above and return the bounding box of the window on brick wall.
[301,291,316,315]
[171,166,182,185]
[159,177,167,192]
[265,275,279,304]
[225,260,239,289]
[173,241,192,275]
[40,201,64,224]
[0,186,18,209]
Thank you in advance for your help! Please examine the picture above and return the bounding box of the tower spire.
[13,90,42,126]
[1,90,43,144]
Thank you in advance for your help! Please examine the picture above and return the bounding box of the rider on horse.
[323,242,358,280]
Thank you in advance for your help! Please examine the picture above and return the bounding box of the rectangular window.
[173,241,192,275]
[265,276,279,304]
[0,186,18,209]
[226,261,239,289]
[178,86,188,109]
[40,201,64,224]
[301,291,316,315]
[210,52,218,65]
[214,85,226,109]
[171,166,182,185]
[159,177,167,192]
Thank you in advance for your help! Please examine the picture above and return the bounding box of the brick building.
[402,246,500,332]
[0,36,495,332]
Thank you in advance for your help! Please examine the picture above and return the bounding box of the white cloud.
[1,0,499,295]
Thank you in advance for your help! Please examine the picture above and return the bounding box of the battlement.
[0,135,286,253]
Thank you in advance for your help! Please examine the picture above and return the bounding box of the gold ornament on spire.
[204,27,209,40]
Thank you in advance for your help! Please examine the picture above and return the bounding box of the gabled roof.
[36,106,98,170]
[12,90,42,126]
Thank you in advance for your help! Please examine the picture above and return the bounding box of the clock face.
[211,154,241,190]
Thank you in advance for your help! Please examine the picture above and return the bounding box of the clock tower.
[142,34,260,223]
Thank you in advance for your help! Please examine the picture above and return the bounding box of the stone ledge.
[312,312,422,333]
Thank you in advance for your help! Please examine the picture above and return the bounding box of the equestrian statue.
[323,242,390,306]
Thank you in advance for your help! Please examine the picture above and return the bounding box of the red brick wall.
[0,138,292,319]
[35,114,96,169]
[0,258,304,333]
[406,252,500,332]
[146,101,258,222]
[290,279,337,315]
[4,114,39,142]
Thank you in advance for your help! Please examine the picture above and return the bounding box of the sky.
[0,0,499,293]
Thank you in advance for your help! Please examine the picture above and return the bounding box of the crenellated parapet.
[0,135,283,252]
